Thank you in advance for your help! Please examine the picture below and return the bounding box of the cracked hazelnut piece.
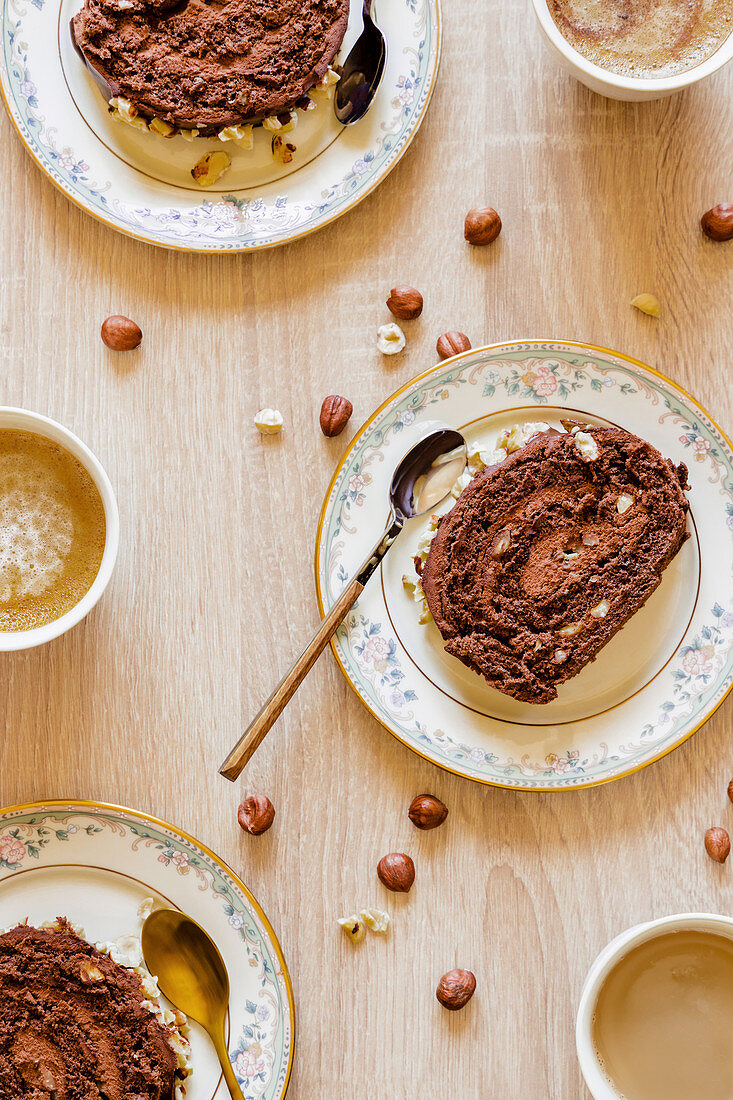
[377,852,415,892]
[237,795,275,835]
[101,315,142,350]
[408,794,448,830]
[436,332,471,360]
[377,323,406,355]
[631,293,661,317]
[191,150,231,187]
[361,907,390,933]
[701,204,733,241]
[337,915,366,944]
[436,968,476,1010]
[320,395,353,437]
[728,779,733,804]
[387,285,423,320]
[705,826,730,864]
[464,206,502,246]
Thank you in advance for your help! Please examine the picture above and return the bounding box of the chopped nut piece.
[263,111,298,133]
[79,961,105,983]
[149,117,176,137]
[376,323,406,355]
[310,67,340,96]
[254,408,283,435]
[554,649,568,663]
[179,128,199,141]
[617,493,634,514]
[591,599,610,618]
[558,622,582,637]
[218,125,254,149]
[109,97,150,132]
[337,915,366,943]
[574,431,599,462]
[360,908,390,933]
[631,293,662,317]
[491,529,511,556]
[191,150,231,187]
[272,135,296,164]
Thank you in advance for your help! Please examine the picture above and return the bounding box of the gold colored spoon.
[142,908,244,1100]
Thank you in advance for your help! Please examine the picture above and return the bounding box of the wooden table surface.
[1,0,733,1093]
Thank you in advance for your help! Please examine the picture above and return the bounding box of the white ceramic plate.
[0,800,294,1099]
[0,0,440,250]
[315,341,733,790]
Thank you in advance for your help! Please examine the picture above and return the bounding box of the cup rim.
[576,912,733,1099]
[530,0,733,93]
[0,407,119,651]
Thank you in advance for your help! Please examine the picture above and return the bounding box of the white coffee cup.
[0,407,119,651]
[531,0,733,100]
[576,912,733,1098]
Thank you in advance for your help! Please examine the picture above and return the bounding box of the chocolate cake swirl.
[421,425,690,704]
[0,921,183,1099]
[70,0,350,133]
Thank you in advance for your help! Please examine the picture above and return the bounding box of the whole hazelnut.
[464,206,502,246]
[704,826,730,864]
[436,332,471,360]
[436,968,476,1011]
[237,795,275,835]
[377,852,415,892]
[320,395,353,437]
[701,204,733,242]
[101,315,142,351]
[408,794,448,830]
[727,778,733,804]
[386,285,423,320]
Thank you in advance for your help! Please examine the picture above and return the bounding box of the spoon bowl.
[142,908,244,1100]
[334,0,387,125]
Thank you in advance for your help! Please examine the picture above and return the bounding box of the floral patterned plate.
[0,0,440,250]
[315,341,733,790]
[0,800,294,1099]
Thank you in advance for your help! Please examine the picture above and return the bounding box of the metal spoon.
[142,909,244,1100]
[220,428,467,781]
[334,0,387,125]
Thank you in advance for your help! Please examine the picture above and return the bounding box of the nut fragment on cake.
[0,918,192,1098]
[419,424,690,704]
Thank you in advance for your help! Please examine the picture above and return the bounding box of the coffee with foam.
[0,430,106,631]
[548,0,733,78]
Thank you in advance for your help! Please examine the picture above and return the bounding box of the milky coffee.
[0,430,106,631]
[592,930,733,1099]
[548,0,733,78]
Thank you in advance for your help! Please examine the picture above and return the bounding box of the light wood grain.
[1,0,733,1093]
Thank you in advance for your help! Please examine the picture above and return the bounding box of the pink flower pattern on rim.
[0,835,26,864]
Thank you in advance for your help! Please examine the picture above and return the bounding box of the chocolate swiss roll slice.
[0,920,189,1098]
[70,0,350,134]
[421,425,690,704]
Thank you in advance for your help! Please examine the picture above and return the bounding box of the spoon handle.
[213,1030,246,1100]
[219,512,403,780]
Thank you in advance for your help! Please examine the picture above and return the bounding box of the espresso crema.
[548,0,733,78]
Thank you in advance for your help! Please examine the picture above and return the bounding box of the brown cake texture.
[70,0,350,133]
[421,425,690,704]
[0,920,181,1099]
